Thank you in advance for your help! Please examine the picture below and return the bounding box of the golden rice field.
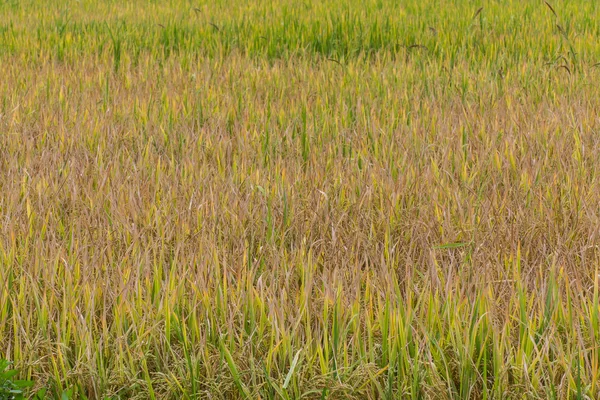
[1,0,600,398]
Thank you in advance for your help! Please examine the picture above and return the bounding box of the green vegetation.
[1,0,600,398]
[0,359,33,400]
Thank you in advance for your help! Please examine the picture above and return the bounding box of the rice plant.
[1,0,600,398]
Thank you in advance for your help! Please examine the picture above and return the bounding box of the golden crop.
[1,0,599,398]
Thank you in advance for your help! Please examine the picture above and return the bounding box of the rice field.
[1,0,600,398]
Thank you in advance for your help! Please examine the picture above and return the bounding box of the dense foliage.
[1,0,600,398]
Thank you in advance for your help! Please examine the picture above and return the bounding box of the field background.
[1,0,600,398]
